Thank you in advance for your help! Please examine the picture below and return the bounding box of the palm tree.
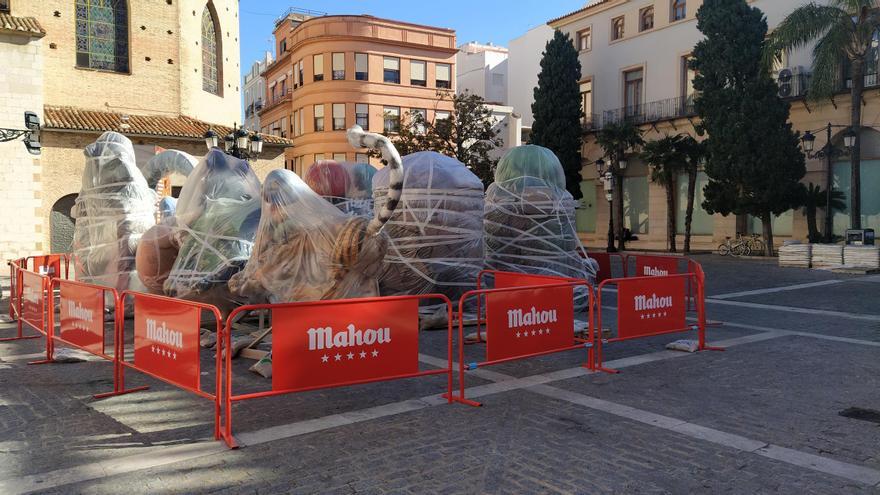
[641,135,686,252]
[766,1,880,230]
[679,136,706,254]
[800,182,847,242]
[595,121,645,251]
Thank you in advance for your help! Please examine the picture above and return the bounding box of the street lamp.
[595,158,618,253]
[800,123,852,241]
[207,123,264,161]
[0,111,41,155]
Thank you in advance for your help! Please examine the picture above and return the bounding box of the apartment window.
[332,52,345,80]
[410,60,427,86]
[640,6,654,31]
[314,104,325,131]
[384,106,401,133]
[292,111,297,136]
[299,109,304,136]
[332,103,346,131]
[492,73,505,86]
[333,153,347,162]
[436,63,451,89]
[280,117,288,138]
[436,110,451,121]
[0,0,9,13]
[383,57,400,84]
[356,103,369,128]
[681,55,696,100]
[298,60,304,86]
[411,108,427,134]
[355,153,369,163]
[355,53,369,81]
[313,54,324,81]
[315,153,325,162]
[671,0,686,21]
[580,80,593,121]
[624,68,643,115]
[279,39,287,54]
[612,16,625,40]
[577,28,592,51]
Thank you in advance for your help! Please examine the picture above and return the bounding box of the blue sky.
[239,0,584,78]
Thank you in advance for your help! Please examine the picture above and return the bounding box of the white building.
[243,51,273,132]
[456,42,509,105]
[506,24,554,143]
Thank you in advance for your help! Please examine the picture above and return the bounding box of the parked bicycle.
[745,233,765,254]
[718,234,751,257]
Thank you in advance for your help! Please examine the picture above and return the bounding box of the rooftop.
[0,12,45,37]
[547,0,614,25]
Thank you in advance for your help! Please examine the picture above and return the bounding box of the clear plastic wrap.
[139,149,197,189]
[484,145,597,309]
[304,160,377,217]
[372,151,484,306]
[162,149,262,313]
[229,126,401,304]
[71,131,156,292]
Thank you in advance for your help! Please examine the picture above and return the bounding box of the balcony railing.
[262,89,292,113]
[585,95,696,132]
[774,68,880,100]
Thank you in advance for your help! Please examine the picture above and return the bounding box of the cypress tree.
[692,0,805,256]
[531,30,584,200]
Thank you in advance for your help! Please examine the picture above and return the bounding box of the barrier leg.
[445,301,480,407]
[28,284,56,365]
[696,282,724,353]
[94,301,148,399]
[221,319,240,449]
[2,282,40,342]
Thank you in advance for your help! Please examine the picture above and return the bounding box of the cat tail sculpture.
[346,125,403,236]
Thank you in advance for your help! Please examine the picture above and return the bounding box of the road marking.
[705,299,880,322]
[710,279,845,299]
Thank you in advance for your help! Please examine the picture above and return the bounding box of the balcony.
[585,95,696,132]
[774,68,880,100]
[260,89,292,114]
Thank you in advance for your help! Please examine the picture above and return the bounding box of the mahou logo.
[307,324,391,350]
[67,301,94,331]
[643,266,669,276]
[634,293,673,311]
[146,318,184,349]
[507,307,558,328]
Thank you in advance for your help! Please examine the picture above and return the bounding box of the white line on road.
[710,279,845,299]
[705,298,880,322]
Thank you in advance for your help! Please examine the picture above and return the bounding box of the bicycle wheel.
[751,239,765,255]
[718,244,730,256]
[731,242,746,257]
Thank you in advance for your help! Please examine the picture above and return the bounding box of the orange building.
[260,13,457,174]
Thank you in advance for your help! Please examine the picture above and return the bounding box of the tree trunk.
[615,175,626,251]
[666,181,677,252]
[850,59,864,230]
[684,168,697,254]
[805,206,819,243]
[761,211,775,257]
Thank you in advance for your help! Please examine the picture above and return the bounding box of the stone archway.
[50,194,78,254]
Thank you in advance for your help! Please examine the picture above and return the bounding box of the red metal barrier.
[584,252,628,282]
[2,260,46,343]
[594,272,724,373]
[7,257,26,321]
[118,291,224,439]
[220,294,456,449]
[452,272,595,406]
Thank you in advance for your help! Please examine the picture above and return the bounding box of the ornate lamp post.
[800,123,856,241]
[204,123,263,161]
[595,158,616,252]
[0,111,41,155]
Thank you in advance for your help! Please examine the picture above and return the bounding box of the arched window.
[640,6,654,32]
[75,0,129,72]
[201,3,222,95]
[671,0,687,21]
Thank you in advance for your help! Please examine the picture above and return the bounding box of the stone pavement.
[0,254,879,494]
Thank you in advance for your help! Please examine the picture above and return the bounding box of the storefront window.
[623,176,649,234]
[675,171,713,235]
[576,180,597,233]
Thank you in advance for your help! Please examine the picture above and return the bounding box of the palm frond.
[809,21,853,100]
[764,3,847,69]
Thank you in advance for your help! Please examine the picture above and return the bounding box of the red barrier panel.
[2,260,46,343]
[452,272,594,406]
[629,254,681,278]
[584,252,628,282]
[221,294,455,449]
[118,291,224,439]
[7,257,25,321]
[594,273,724,373]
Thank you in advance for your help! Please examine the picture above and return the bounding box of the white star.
[546,328,551,334]
[334,353,342,361]
[521,331,527,338]
[359,351,367,359]
[172,352,177,360]
[640,314,645,320]
[538,329,544,335]
[347,352,355,360]
[663,311,668,317]
[516,331,521,338]
[321,354,329,363]
[161,348,166,357]
[151,345,156,353]
[531,330,537,336]
[371,349,379,357]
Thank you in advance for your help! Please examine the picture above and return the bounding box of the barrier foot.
[444,393,481,407]
[596,366,620,374]
[0,335,40,342]
[93,385,149,400]
[705,320,724,328]
[27,358,55,365]
[220,431,240,449]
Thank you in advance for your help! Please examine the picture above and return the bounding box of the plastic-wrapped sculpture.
[304,160,377,216]
[229,125,401,303]
[162,149,262,314]
[484,145,597,309]
[135,150,197,293]
[71,131,156,292]
[372,151,484,311]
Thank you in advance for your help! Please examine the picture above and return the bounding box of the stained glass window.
[75,0,129,73]
[202,5,221,95]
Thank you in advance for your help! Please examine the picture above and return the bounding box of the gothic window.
[201,3,222,95]
[75,0,129,72]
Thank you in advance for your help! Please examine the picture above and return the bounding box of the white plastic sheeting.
[372,151,484,306]
[228,169,387,304]
[484,145,597,310]
[71,131,156,292]
[139,149,197,189]
[304,160,377,217]
[162,149,261,313]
